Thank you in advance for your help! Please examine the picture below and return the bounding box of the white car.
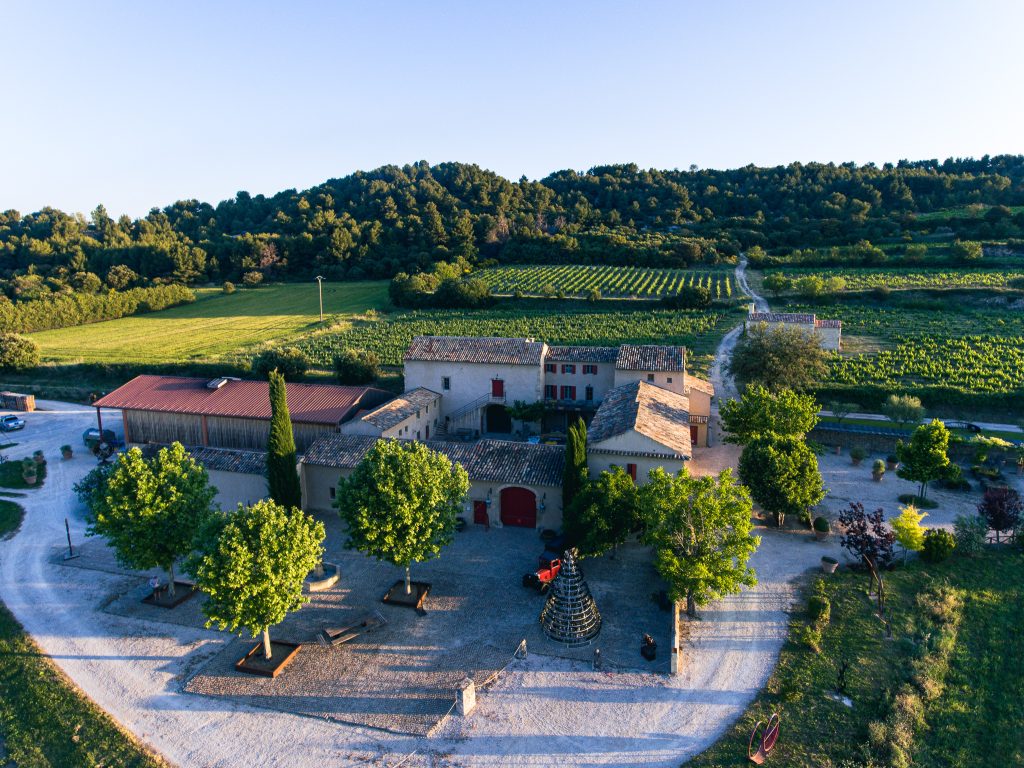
[0,414,25,432]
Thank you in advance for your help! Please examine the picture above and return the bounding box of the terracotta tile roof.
[587,381,692,458]
[815,318,842,329]
[615,344,686,372]
[546,345,619,363]
[685,376,715,397]
[358,388,441,431]
[302,435,565,487]
[185,445,267,475]
[404,336,546,366]
[748,312,816,324]
[93,375,392,426]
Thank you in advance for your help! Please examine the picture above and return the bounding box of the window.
[667,377,673,384]
[329,487,336,500]
[544,384,557,400]
[560,385,576,400]
[416,430,421,440]
[585,385,594,401]
[544,363,556,373]
[626,463,637,482]
[647,373,655,382]
[583,364,598,375]
[425,424,430,439]
[562,364,576,374]
[442,376,451,390]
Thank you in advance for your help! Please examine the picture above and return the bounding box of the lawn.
[0,502,165,767]
[686,547,1024,768]
[0,458,46,490]
[30,282,390,365]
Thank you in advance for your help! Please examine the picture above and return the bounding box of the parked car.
[0,414,25,432]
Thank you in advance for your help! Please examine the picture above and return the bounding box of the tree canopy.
[562,418,589,524]
[564,466,640,558]
[728,323,829,393]
[896,419,951,500]
[335,439,469,593]
[640,467,759,617]
[738,435,826,526]
[194,499,324,659]
[720,385,820,444]
[86,442,217,596]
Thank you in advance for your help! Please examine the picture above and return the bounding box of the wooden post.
[670,600,682,675]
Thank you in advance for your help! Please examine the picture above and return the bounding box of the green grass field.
[687,547,1024,768]
[29,282,389,364]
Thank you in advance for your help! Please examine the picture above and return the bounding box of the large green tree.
[86,443,216,597]
[720,385,819,444]
[562,418,589,520]
[336,439,469,594]
[727,323,828,392]
[194,500,324,660]
[896,419,951,500]
[640,467,760,617]
[266,370,302,510]
[881,393,925,430]
[738,435,826,526]
[564,466,639,558]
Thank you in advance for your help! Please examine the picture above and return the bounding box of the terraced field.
[475,264,734,300]
[30,282,390,364]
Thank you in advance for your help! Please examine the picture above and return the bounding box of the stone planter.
[23,473,36,486]
[872,471,884,482]
[851,458,863,467]
[834,445,842,456]
[61,449,73,460]
[821,556,839,574]
[236,640,301,678]
[814,529,829,542]
[886,459,899,471]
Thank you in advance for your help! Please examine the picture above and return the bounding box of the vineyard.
[763,267,1024,292]
[475,264,735,300]
[782,301,1024,402]
[299,306,741,377]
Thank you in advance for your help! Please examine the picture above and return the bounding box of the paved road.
[819,410,1022,435]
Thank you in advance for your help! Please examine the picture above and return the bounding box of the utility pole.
[315,275,325,322]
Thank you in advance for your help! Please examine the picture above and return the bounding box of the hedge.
[0,285,195,333]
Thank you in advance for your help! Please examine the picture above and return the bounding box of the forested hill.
[3,156,1024,295]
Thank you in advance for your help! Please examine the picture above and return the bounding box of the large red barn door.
[499,487,537,528]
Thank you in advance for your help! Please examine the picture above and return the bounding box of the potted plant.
[850,447,867,466]
[33,449,45,465]
[22,459,37,486]
[61,444,73,460]
[813,516,831,541]
[886,454,900,471]
[821,555,839,574]
[834,444,842,456]
[872,459,886,482]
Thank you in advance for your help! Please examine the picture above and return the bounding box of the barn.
[301,434,565,530]
[92,375,393,453]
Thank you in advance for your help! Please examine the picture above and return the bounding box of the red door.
[473,500,489,527]
[500,487,537,528]
[690,425,700,446]
[492,379,504,398]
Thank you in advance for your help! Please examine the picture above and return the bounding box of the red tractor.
[522,556,561,594]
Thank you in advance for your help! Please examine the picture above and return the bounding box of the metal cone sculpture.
[540,548,601,646]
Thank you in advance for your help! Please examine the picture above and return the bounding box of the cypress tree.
[561,418,589,537]
[266,370,302,509]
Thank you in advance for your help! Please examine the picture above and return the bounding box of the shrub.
[0,333,39,371]
[222,281,236,294]
[873,459,886,474]
[921,529,956,563]
[808,580,831,626]
[799,623,823,653]
[661,285,711,309]
[251,347,309,381]
[850,447,867,462]
[332,348,380,385]
[953,514,988,556]
[977,486,1022,542]
[813,515,830,533]
[586,288,602,302]
[898,493,938,510]
[242,271,264,287]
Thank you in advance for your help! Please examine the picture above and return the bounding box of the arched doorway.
[485,404,512,434]
[500,487,537,528]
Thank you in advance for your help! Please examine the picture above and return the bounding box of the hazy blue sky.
[3,0,1022,216]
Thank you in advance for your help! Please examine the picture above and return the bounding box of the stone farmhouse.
[92,336,713,530]
[745,311,842,351]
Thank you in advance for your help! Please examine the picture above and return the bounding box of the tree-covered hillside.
[3,156,1024,295]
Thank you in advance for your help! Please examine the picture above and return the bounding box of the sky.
[2,0,1023,217]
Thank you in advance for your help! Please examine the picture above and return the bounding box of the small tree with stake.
[194,500,324,661]
[839,502,895,583]
[896,420,951,502]
[86,443,216,598]
[336,439,468,595]
[977,487,1022,544]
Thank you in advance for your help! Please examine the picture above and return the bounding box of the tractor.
[522,555,561,594]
